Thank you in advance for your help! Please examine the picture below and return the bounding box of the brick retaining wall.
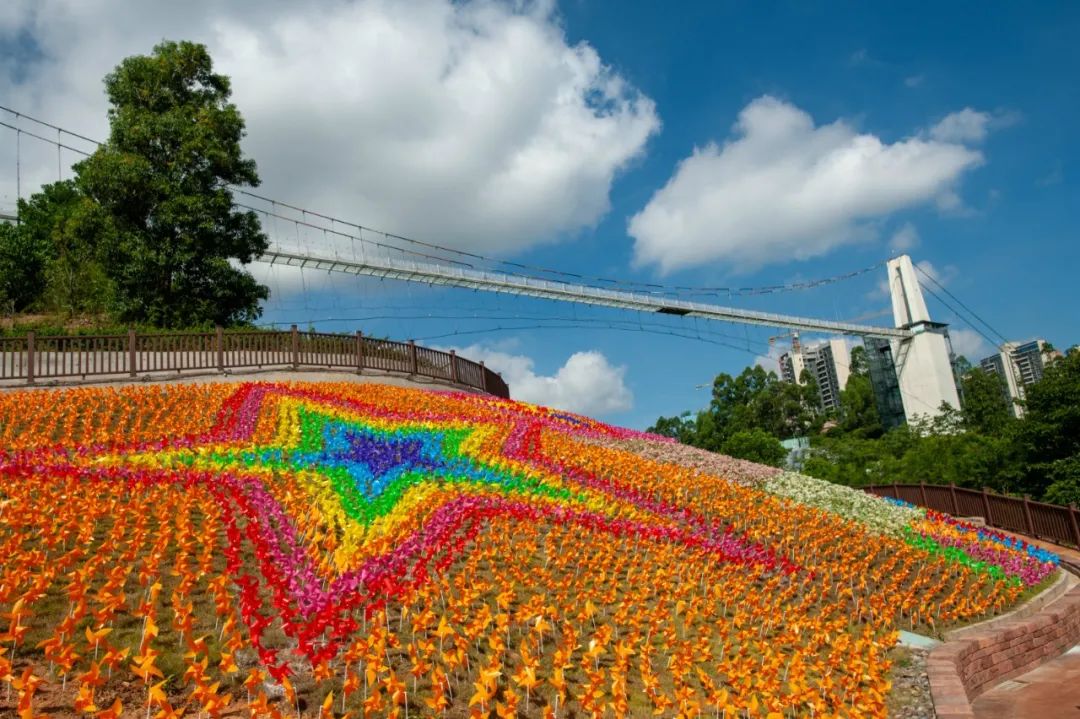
[928,582,1080,718]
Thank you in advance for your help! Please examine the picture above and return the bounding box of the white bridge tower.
[886,255,961,422]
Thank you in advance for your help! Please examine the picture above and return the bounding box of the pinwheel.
[0,380,1059,717]
[96,698,123,719]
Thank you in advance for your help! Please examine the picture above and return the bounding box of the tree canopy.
[649,343,1080,506]
[0,40,268,328]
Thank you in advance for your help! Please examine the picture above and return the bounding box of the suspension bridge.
[3,105,1014,421]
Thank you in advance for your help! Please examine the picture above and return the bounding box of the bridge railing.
[0,325,510,398]
[864,483,1080,548]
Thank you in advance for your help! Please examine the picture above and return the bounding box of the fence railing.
[864,483,1080,548]
[0,326,510,399]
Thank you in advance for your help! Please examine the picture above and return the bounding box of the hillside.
[0,382,1060,718]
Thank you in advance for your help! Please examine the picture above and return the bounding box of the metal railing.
[0,326,510,398]
[864,483,1080,548]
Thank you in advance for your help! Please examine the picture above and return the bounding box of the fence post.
[480,360,488,393]
[449,350,459,383]
[26,331,35,384]
[982,487,995,526]
[891,482,899,500]
[1069,504,1080,548]
[1022,495,1036,537]
[355,331,364,373]
[128,328,137,377]
[290,325,299,369]
[216,326,225,372]
[919,481,929,508]
[949,483,959,515]
[409,340,418,375]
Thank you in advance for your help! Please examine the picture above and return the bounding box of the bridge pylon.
[885,254,962,423]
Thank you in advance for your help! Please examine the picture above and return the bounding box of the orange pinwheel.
[96,698,123,719]
[73,683,98,713]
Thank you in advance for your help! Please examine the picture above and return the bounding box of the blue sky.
[1,1,1077,428]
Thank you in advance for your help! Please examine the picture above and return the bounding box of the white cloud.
[904,75,924,88]
[929,108,991,144]
[0,0,658,260]
[950,328,992,362]
[754,354,778,372]
[628,96,985,274]
[914,259,957,288]
[446,343,632,415]
[889,222,919,252]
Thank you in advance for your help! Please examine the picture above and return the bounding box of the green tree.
[1015,348,1080,499]
[18,181,115,315]
[816,345,882,438]
[75,40,268,327]
[959,367,1014,435]
[647,412,696,444]
[837,373,883,437]
[0,221,49,312]
[0,182,115,315]
[708,365,817,441]
[720,429,787,468]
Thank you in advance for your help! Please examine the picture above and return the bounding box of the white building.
[980,339,1058,417]
[778,337,850,413]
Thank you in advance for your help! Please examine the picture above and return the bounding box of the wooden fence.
[864,483,1080,548]
[0,326,510,399]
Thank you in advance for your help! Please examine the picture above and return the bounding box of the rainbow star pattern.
[0,381,1057,717]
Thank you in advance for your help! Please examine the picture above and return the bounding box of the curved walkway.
[971,644,1080,717]
[930,571,1080,718]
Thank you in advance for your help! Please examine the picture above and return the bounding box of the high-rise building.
[805,339,851,412]
[778,350,805,385]
[777,338,850,413]
[979,339,1058,417]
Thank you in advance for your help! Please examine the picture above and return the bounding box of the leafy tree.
[75,40,268,327]
[0,182,115,315]
[959,367,1014,435]
[720,429,787,468]
[836,372,883,438]
[707,365,818,441]
[952,354,973,376]
[1014,348,1080,498]
[647,412,696,444]
[1043,457,1080,506]
[849,344,871,377]
[19,181,115,315]
[0,221,48,312]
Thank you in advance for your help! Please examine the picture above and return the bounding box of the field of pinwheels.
[0,382,1060,718]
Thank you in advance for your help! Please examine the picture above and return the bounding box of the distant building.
[979,339,1058,417]
[778,350,805,385]
[777,337,850,413]
[805,339,850,413]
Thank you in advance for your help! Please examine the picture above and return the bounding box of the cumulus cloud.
[929,108,992,144]
[446,343,632,415]
[889,222,920,252]
[0,0,658,257]
[914,259,957,288]
[950,328,992,362]
[627,96,985,274]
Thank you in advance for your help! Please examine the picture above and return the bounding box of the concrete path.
[972,643,1080,718]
